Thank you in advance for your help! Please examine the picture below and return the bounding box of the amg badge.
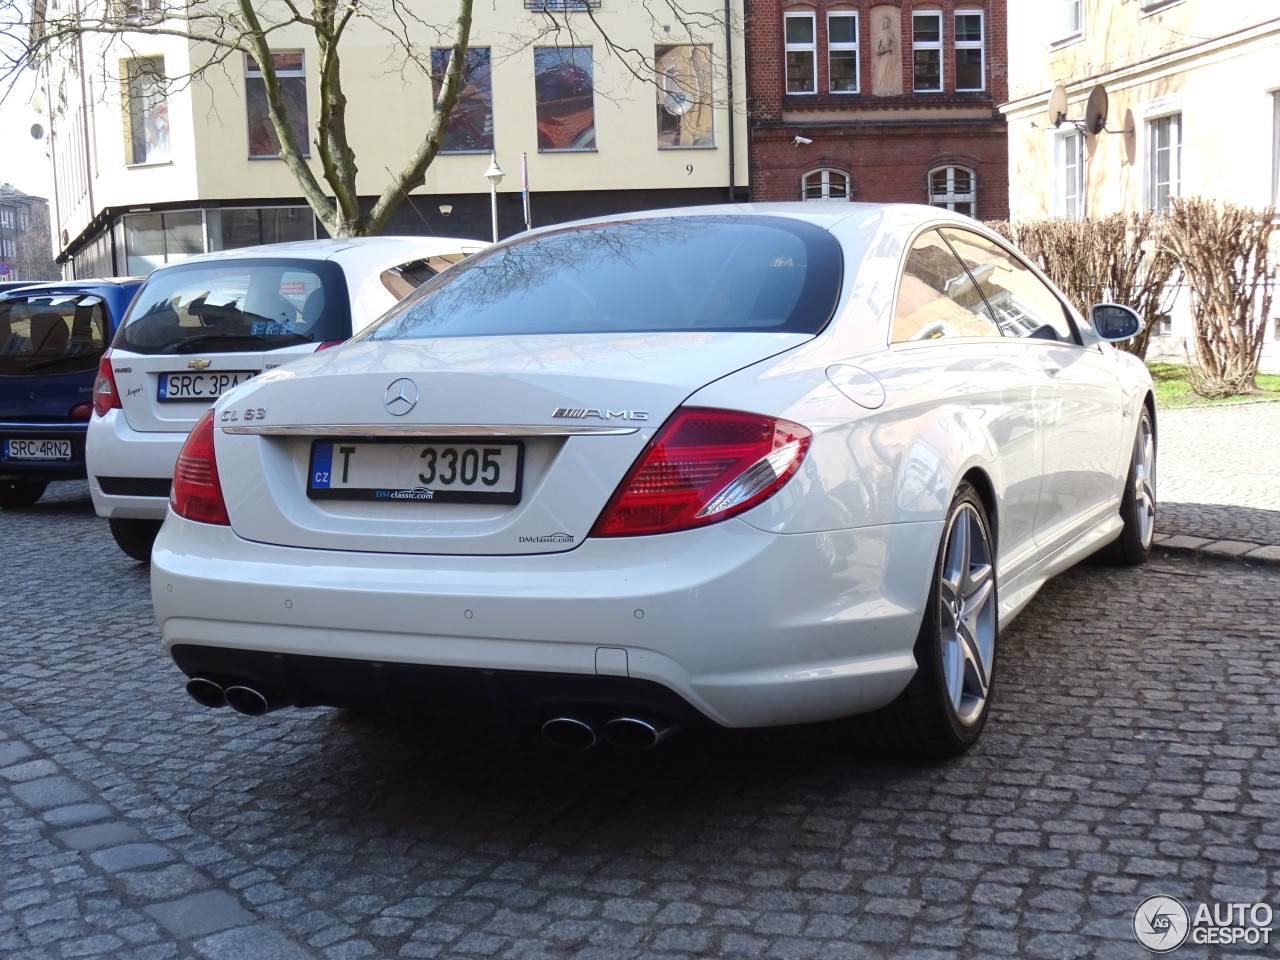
[552,408,649,421]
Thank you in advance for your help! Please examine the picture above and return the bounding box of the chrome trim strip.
[220,423,641,437]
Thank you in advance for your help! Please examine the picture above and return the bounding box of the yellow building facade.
[41,1,747,276]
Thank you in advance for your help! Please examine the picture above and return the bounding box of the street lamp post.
[484,153,504,244]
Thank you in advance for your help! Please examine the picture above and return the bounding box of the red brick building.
[746,0,1008,220]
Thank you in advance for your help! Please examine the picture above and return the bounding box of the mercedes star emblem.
[384,378,419,416]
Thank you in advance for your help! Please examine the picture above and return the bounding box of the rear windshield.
[364,216,843,341]
[115,258,351,354]
[0,292,111,377]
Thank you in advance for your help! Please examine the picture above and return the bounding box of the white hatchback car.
[88,236,484,560]
[151,204,1156,757]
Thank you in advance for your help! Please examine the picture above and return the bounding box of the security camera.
[793,136,813,145]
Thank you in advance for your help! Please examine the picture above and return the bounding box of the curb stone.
[1152,532,1280,566]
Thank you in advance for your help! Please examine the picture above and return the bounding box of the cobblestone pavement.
[1155,402,1280,549]
[3,483,1280,960]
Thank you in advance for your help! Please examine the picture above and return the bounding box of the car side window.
[938,228,1077,343]
[891,229,1002,343]
[381,254,471,300]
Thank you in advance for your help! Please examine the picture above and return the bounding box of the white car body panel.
[88,236,483,522]
[148,203,1155,732]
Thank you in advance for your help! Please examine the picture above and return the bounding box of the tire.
[860,482,998,758]
[109,517,163,563]
[0,480,48,509]
[1094,405,1156,566]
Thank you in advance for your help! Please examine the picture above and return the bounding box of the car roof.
[154,236,486,270]
[0,277,144,299]
[505,201,978,243]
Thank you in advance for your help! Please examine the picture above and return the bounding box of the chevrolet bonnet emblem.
[188,358,212,371]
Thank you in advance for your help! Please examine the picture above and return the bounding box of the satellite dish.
[1047,83,1069,128]
[30,123,44,141]
[30,91,47,114]
[658,49,700,117]
[1085,84,1108,135]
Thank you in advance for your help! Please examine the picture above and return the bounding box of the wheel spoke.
[938,500,996,727]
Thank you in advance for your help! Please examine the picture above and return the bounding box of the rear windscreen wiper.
[166,333,312,354]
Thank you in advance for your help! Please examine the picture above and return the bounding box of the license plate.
[3,438,72,461]
[307,440,524,504]
[157,370,258,402]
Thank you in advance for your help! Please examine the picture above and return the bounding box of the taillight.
[92,350,120,416]
[171,410,229,525]
[316,340,345,351]
[590,408,811,538]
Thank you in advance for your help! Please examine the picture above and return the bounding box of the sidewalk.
[1153,400,1280,564]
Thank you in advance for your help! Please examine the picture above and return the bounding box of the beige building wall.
[1002,2,1280,372]
[1003,2,1280,220]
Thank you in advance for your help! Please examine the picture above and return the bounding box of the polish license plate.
[307,440,524,504]
[157,370,258,402]
[3,438,72,461]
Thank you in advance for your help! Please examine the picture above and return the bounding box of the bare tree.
[2,0,730,238]
[1161,197,1276,397]
[987,213,1179,359]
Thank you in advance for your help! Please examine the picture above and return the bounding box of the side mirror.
[1088,303,1143,342]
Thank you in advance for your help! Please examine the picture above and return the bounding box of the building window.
[431,47,494,153]
[1148,113,1181,210]
[655,45,714,148]
[124,56,168,165]
[123,210,204,275]
[0,210,13,229]
[1273,92,1279,205]
[1055,130,1083,219]
[246,52,310,159]
[1062,0,1082,39]
[1,238,15,259]
[802,168,851,200]
[534,47,596,151]
[954,11,984,92]
[828,12,859,93]
[912,11,942,93]
[785,12,817,94]
[928,165,976,216]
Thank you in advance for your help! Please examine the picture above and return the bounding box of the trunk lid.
[214,332,807,555]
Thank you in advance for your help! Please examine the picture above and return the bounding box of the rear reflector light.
[171,410,229,525]
[92,350,120,416]
[590,407,811,537]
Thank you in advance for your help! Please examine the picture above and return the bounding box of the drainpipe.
[725,0,736,202]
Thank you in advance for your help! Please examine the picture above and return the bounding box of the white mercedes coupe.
[150,204,1156,757]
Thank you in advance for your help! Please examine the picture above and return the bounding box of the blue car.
[0,278,144,508]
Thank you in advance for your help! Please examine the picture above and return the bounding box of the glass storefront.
[69,205,317,279]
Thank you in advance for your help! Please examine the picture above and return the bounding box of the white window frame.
[1055,129,1083,219]
[1146,110,1182,211]
[802,168,852,200]
[1272,91,1280,206]
[827,11,859,94]
[953,10,984,92]
[928,165,977,216]
[784,11,817,96]
[912,11,942,93]
[1056,0,1083,45]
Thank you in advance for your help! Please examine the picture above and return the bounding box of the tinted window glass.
[366,217,843,341]
[939,229,1077,342]
[116,258,350,354]
[892,229,1001,342]
[0,293,110,376]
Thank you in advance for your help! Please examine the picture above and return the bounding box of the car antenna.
[385,167,436,237]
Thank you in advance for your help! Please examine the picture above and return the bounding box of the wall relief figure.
[872,7,903,97]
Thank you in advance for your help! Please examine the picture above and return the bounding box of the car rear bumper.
[86,409,180,519]
[151,514,942,728]
[0,422,88,481]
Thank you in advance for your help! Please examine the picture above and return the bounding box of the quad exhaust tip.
[541,714,680,750]
[185,677,228,709]
[185,678,281,717]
